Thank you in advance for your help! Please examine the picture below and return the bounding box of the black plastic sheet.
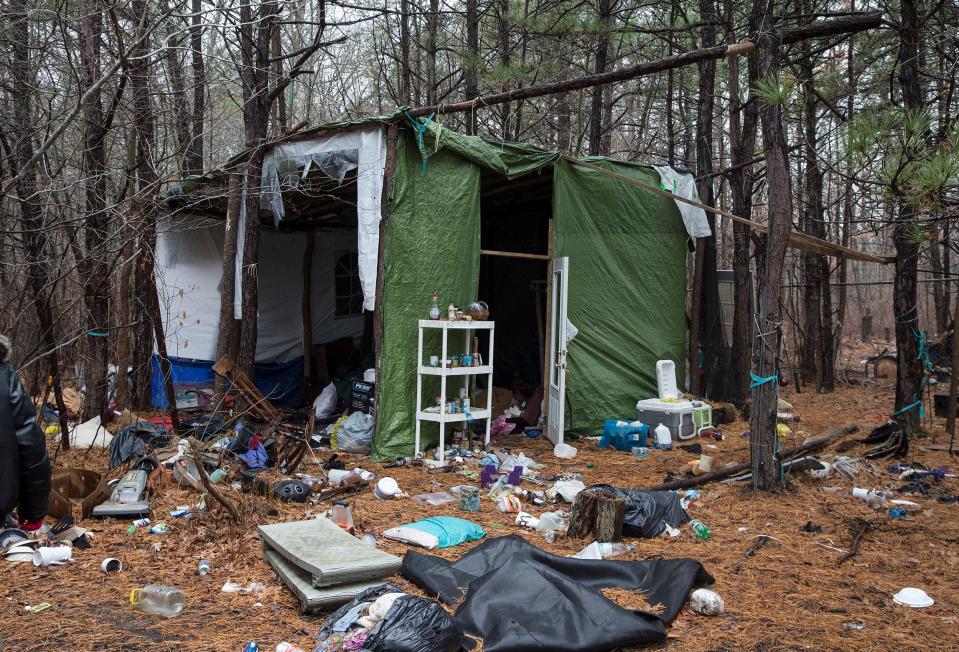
[401,535,712,652]
[588,484,690,538]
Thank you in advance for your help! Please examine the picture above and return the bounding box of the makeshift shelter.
[158,114,708,461]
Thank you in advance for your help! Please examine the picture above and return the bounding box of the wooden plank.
[480,248,550,261]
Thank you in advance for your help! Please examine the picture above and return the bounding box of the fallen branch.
[647,424,861,491]
[838,519,871,565]
[732,535,773,573]
[191,453,241,522]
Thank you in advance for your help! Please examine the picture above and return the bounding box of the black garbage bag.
[316,584,462,652]
[402,535,712,652]
[587,484,689,538]
[180,414,226,441]
[108,421,170,468]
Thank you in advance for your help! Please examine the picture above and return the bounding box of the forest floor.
[2,377,958,651]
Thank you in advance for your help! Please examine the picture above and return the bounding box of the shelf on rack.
[417,365,493,376]
[418,319,494,330]
[416,408,491,423]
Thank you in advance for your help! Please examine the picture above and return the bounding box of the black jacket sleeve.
[8,370,51,520]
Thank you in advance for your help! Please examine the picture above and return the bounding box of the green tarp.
[553,158,687,433]
[373,122,687,459]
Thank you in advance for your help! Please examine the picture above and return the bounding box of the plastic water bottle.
[130,584,185,617]
[597,542,636,558]
[198,559,211,575]
[689,519,710,540]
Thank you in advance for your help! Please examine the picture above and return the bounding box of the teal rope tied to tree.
[404,111,436,175]
[750,372,778,389]
[893,328,933,418]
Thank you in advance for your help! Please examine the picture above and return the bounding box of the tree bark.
[186,0,206,175]
[130,0,159,411]
[749,0,793,491]
[79,0,111,420]
[589,0,613,156]
[464,0,479,135]
[892,0,923,432]
[727,16,759,406]
[214,170,243,402]
[399,0,412,105]
[10,0,71,450]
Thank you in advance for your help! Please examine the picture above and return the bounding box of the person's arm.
[8,370,51,522]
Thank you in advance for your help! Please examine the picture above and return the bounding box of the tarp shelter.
[158,114,708,461]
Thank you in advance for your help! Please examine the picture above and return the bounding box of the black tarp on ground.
[401,535,713,652]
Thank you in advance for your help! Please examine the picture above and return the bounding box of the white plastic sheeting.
[240,126,387,313]
[652,165,711,239]
[156,216,364,363]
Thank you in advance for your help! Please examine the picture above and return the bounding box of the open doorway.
[476,170,553,422]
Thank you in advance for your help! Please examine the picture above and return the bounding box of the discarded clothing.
[332,602,371,633]
[588,484,689,538]
[108,421,170,468]
[317,584,462,652]
[356,592,404,629]
[402,535,712,652]
[238,440,268,469]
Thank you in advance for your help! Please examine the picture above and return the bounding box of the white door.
[548,257,569,445]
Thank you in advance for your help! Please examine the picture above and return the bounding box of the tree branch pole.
[407,13,881,118]
[646,424,860,491]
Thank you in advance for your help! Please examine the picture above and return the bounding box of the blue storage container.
[599,420,649,451]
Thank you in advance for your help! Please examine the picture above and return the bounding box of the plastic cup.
[101,557,122,573]
[374,477,399,499]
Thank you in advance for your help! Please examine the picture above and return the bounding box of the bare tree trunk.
[727,16,758,405]
[588,0,613,155]
[130,0,159,410]
[690,0,720,398]
[426,0,439,106]
[399,0,412,105]
[10,0,71,450]
[892,0,923,432]
[214,170,242,401]
[749,0,793,491]
[164,8,192,176]
[79,0,111,420]
[464,0,479,135]
[496,0,511,140]
[186,0,206,175]
[929,236,949,335]
[800,38,824,390]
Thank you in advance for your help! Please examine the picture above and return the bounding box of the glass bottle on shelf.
[429,291,441,320]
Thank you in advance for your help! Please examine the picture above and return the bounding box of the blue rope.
[404,111,435,175]
[86,331,108,337]
[895,329,933,419]
[750,372,778,389]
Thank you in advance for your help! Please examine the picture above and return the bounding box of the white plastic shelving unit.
[414,319,494,463]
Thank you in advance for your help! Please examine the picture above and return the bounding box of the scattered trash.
[573,541,636,559]
[130,584,184,617]
[892,587,934,608]
[663,524,681,538]
[653,423,672,450]
[92,469,151,518]
[149,523,168,535]
[373,477,399,499]
[412,492,457,506]
[515,512,539,529]
[198,559,211,575]
[383,516,486,549]
[689,519,710,540]
[33,546,73,567]
[553,442,578,459]
[889,507,906,519]
[800,521,823,533]
[359,533,377,547]
[495,494,522,512]
[242,642,259,652]
[275,643,304,652]
[852,487,892,509]
[25,603,53,613]
[458,485,480,512]
[689,588,724,616]
[546,479,585,503]
[315,584,462,652]
[842,622,866,630]
[330,501,354,531]
[101,558,122,573]
[221,581,267,595]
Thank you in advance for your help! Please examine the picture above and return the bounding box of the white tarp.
[156,216,364,363]
[235,126,387,315]
[652,165,712,239]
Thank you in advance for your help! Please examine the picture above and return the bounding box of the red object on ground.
[19,518,44,531]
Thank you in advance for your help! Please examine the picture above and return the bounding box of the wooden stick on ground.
[838,520,871,565]
[647,424,861,491]
[191,452,241,522]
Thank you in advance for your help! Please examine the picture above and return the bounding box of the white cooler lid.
[636,398,694,413]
